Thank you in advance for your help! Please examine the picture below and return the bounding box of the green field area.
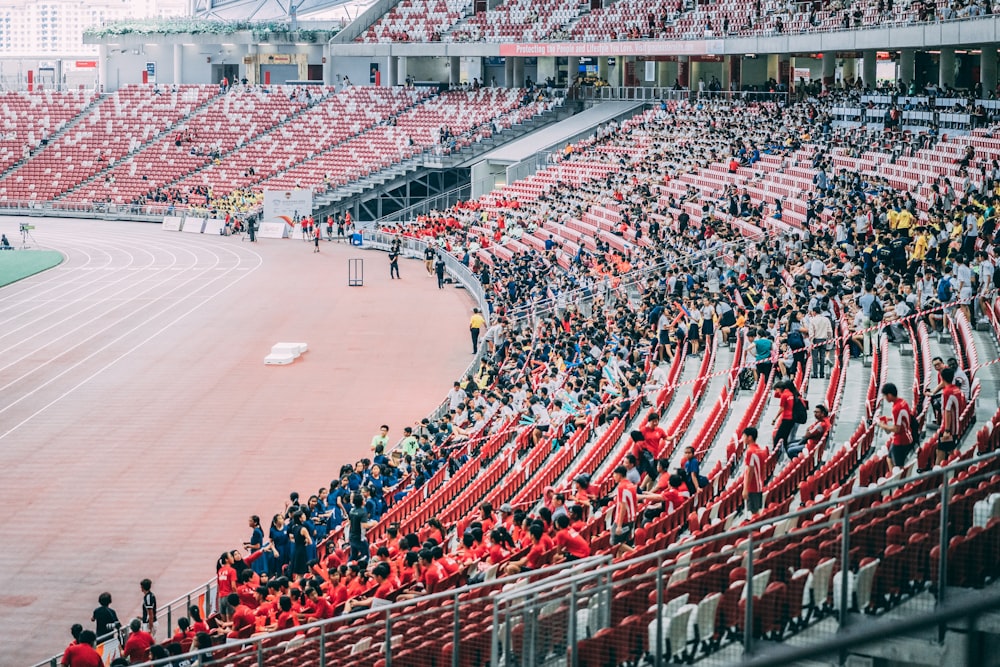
[0,250,64,287]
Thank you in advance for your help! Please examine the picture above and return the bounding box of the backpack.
[788,329,805,350]
[868,298,884,323]
[792,395,809,424]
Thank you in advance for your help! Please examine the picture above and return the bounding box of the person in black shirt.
[140,579,157,637]
[92,591,119,638]
[389,247,401,279]
[347,493,375,565]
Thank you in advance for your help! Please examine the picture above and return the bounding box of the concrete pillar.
[898,48,914,85]
[842,56,856,84]
[567,56,579,86]
[512,57,524,88]
[449,55,460,86]
[172,44,183,85]
[598,56,609,83]
[980,47,997,98]
[822,51,836,91]
[862,49,877,88]
[387,56,397,86]
[323,44,334,86]
[504,57,514,87]
[939,48,955,89]
[397,56,408,85]
[99,44,109,92]
[657,60,671,87]
[766,54,779,82]
[677,55,689,88]
[55,60,63,90]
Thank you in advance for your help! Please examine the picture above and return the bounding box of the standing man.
[140,578,157,638]
[875,382,915,468]
[247,217,256,243]
[348,493,376,565]
[469,308,486,354]
[424,244,436,275]
[809,304,833,378]
[611,465,637,553]
[742,427,766,516]
[936,367,966,466]
[389,245,400,279]
[313,223,322,253]
[435,253,446,288]
[326,215,334,241]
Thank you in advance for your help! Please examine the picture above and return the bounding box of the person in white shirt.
[446,382,466,411]
[808,305,834,378]
[529,397,551,446]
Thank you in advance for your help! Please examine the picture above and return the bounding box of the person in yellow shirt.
[910,228,928,265]
[896,208,913,235]
[469,308,486,354]
[887,208,899,231]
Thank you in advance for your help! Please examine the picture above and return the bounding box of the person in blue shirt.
[268,514,290,576]
[748,328,773,383]
[244,516,267,575]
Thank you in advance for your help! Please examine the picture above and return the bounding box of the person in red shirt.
[265,596,298,633]
[298,585,335,622]
[742,427,767,515]
[785,404,832,458]
[170,617,195,652]
[638,472,688,523]
[346,562,398,611]
[122,618,155,664]
[936,367,966,465]
[419,549,448,593]
[188,605,209,634]
[62,630,102,667]
[225,593,256,639]
[771,380,797,456]
[638,412,667,482]
[216,551,238,614]
[60,624,83,667]
[876,383,915,468]
[612,465,638,553]
[553,515,591,561]
[504,522,548,575]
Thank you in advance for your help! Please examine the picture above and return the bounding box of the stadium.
[1,0,999,664]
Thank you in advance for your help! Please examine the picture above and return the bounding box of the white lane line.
[0,246,262,424]
[0,254,262,442]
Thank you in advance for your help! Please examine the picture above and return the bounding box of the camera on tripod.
[19,223,28,232]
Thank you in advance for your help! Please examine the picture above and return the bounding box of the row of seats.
[0,90,95,174]
[0,85,220,202]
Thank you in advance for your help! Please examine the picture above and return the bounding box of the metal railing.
[130,557,610,667]
[360,183,474,228]
[573,87,790,104]
[493,449,1000,667]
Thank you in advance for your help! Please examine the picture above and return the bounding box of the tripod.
[19,224,36,249]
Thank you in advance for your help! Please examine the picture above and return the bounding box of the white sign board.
[258,222,290,239]
[263,188,313,227]
[203,218,224,235]
[182,216,204,234]
[645,60,656,82]
[162,215,182,231]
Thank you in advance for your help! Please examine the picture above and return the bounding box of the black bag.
[869,298,884,323]
[792,396,809,424]
[788,330,805,349]
[740,368,756,390]
[909,413,922,446]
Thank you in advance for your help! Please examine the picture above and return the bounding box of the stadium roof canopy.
[192,0,373,23]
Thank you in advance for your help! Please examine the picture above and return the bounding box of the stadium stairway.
[315,95,576,208]
[0,91,104,182]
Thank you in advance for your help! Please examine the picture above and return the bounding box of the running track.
[0,217,474,665]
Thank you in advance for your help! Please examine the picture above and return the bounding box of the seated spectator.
[785,404,832,458]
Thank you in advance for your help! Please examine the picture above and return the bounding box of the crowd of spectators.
[59,89,999,665]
